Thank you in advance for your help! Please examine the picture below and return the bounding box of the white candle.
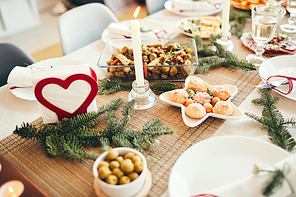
[0,181,25,197]
[130,6,145,93]
[221,0,230,41]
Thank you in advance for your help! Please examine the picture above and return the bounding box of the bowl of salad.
[97,38,198,81]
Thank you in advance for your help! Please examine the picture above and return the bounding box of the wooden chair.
[58,3,119,55]
[0,43,35,87]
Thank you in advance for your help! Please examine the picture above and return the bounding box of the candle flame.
[133,6,141,19]
[8,186,14,193]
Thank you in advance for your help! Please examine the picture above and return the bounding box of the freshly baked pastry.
[212,101,233,116]
[185,103,207,119]
[187,78,207,92]
[170,89,188,105]
[192,92,212,104]
[211,85,231,101]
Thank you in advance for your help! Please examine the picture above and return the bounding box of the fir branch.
[97,78,131,95]
[245,88,296,152]
[98,97,123,114]
[150,81,183,94]
[194,35,256,73]
[13,98,175,161]
[229,10,250,37]
[263,169,285,196]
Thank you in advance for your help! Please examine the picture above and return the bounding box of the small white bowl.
[93,147,147,197]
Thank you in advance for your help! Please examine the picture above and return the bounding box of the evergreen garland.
[14,98,175,161]
[229,10,251,37]
[245,88,296,152]
[97,78,183,95]
[194,34,256,74]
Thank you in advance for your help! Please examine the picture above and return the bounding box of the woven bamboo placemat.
[0,67,260,197]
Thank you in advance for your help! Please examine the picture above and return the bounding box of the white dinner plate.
[176,17,221,38]
[168,136,291,197]
[10,58,87,101]
[164,0,223,16]
[101,19,174,43]
[159,76,244,127]
[259,55,296,101]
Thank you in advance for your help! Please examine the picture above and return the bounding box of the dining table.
[0,4,296,197]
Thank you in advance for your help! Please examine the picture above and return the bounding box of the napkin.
[7,66,33,87]
[107,22,160,40]
[31,63,98,124]
[198,153,296,197]
[172,0,218,11]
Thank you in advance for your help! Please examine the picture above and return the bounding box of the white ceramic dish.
[168,136,291,197]
[93,147,147,197]
[101,19,174,43]
[159,76,244,127]
[9,58,87,101]
[176,17,221,38]
[164,0,223,16]
[259,55,296,101]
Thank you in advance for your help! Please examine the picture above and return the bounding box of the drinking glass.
[280,0,296,33]
[246,5,285,66]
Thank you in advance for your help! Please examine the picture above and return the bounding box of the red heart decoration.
[34,74,98,121]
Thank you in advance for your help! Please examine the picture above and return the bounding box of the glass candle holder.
[127,80,157,110]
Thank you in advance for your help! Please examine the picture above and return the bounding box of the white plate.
[176,17,221,38]
[10,58,87,101]
[159,76,244,127]
[101,19,174,43]
[259,55,296,101]
[164,0,222,16]
[168,136,291,197]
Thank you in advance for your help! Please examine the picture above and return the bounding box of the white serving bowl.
[93,147,147,197]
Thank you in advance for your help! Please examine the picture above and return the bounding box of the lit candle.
[130,6,145,93]
[0,181,24,197]
[221,0,230,41]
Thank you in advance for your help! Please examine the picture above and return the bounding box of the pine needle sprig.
[14,98,175,161]
[97,79,132,95]
[150,81,183,94]
[245,88,296,152]
[194,35,256,74]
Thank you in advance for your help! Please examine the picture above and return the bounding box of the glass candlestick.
[216,32,235,52]
[127,79,157,110]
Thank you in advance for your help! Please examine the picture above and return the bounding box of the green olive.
[106,149,119,160]
[106,175,118,185]
[119,176,131,185]
[134,161,144,173]
[121,159,134,173]
[128,172,139,181]
[124,152,135,159]
[98,161,109,169]
[132,155,142,163]
[110,160,120,170]
[113,167,124,178]
[116,156,123,163]
[98,166,112,180]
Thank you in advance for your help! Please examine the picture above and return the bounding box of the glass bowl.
[97,38,198,81]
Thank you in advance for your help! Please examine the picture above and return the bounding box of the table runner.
[0,13,280,196]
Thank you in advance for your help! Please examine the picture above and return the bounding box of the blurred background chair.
[145,0,166,15]
[58,2,119,55]
[0,43,35,87]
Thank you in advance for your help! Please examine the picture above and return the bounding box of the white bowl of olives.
[93,147,147,197]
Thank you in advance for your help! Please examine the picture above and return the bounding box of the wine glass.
[280,0,296,33]
[246,5,285,66]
